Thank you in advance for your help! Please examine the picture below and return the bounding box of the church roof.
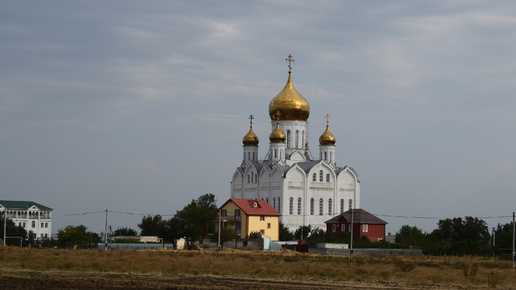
[0,200,53,211]
[291,160,320,174]
[220,199,281,216]
[335,166,360,182]
[325,209,387,225]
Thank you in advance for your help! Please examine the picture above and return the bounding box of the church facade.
[230,55,360,232]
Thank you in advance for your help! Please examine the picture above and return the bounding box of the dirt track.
[1,270,423,289]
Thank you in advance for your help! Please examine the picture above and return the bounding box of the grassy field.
[1,246,515,289]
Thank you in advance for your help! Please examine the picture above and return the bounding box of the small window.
[328,198,332,216]
[342,224,346,231]
[319,198,323,215]
[23,222,26,227]
[260,230,265,235]
[252,152,255,160]
[332,224,336,232]
[247,152,250,160]
[45,223,48,228]
[221,210,227,217]
[289,197,293,215]
[235,210,240,217]
[340,199,344,213]
[326,174,330,182]
[297,197,301,215]
[312,173,316,181]
[286,130,291,148]
[319,170,323,182]
[41,223,44,228]
[254,202,258,208]
[273,197,276,209]
[267,223,271,229]
[310,198,314,215]
[32,221,35,228]
[260,216,265,221]
[278,198,281,213]
[274,149,277,158]
[266,197,269,203]
[349,199,353,210]
[324,151,327,161]
[295,130,299,148]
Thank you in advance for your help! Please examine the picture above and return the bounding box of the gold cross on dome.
[249,114,254,128]
[285,54,294,73]
[325,114,331,126]
[274,111,282,121]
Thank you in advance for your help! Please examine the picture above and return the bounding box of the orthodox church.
[230,55,360,232]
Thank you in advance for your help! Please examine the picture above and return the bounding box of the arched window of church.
[340,199,344,213]
[312,173,316,181]
[251,173,254,183]
[310,198,314,215]
[328,198,332,216]
[286,130,291,148]
[319,170,323,182]
[273,197,276,209]
[295,130,299,148]
[297,197,301,215]
[289,197,293,215]
[274,149,277,159]
[278,197,281,213]
[319,198,323,215]
[324,152,327,161]
[253,152,255,160]
[349,199,353,210]
[326,174,330,182]
[247,152,250,160]
[302,131,305,148]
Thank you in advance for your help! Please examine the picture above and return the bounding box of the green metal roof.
[0,200,53,211]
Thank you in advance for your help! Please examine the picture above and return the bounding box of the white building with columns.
[0,200,53,239]
[231,56,360,232]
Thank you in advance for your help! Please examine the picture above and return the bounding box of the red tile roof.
[325,209,387,225]
[220,199,281,216]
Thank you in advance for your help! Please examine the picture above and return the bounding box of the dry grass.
[1,247,515,288]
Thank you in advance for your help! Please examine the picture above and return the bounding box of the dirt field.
[0,269,435,289]
[1,247,515,289]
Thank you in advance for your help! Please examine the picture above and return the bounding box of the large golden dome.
[319,125,336,146]
[269,122,286,143]
[269,73,310,121]
[243,127,259,146]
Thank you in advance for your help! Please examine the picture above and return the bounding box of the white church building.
[231,55,360,232]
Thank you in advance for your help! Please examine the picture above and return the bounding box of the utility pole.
[512,212,516,268]
[3,210,6,247]
[217,209,221,253]
[350,202,354,261]
[104,209,108,251]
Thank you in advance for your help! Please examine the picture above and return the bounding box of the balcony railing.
[220,215,241,222]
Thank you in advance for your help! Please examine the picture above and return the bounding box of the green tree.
[279,222,294,241]
[426,217,490,255]
[219,227,237,247]
[0,216,28,246]
[113,227,138,236]
[138,215,163,236]
[172,193,218,249]
[395,225,425,248]
[57,225,89,248]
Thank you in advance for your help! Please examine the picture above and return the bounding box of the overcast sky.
[1,1,515,236]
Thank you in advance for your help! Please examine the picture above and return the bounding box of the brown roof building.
[325,209,387,242]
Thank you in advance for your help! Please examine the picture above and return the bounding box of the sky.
[1,1,515,236]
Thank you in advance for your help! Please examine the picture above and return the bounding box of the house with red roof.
[218,199,281,241]
[325,209,387,242]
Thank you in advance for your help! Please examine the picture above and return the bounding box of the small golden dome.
[269,73,310,121]
[319,125,336,146]
[243,128,259,146]
[269,122,286,143]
